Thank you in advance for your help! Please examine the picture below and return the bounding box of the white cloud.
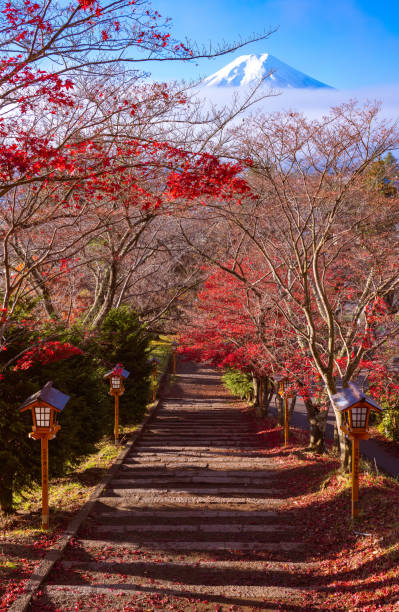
[195,84,399,122]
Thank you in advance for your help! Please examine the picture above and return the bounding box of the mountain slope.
[203,53,332,89]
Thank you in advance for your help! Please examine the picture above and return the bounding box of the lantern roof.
[274,374,288,382]
[148,356,160,364]
[104,366,130,380]
[332,382,383,413]
[18,381,70,413]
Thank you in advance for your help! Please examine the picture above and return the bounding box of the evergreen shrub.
[0,306,152,513]
[95,307,152,424]
[222,368,253,401]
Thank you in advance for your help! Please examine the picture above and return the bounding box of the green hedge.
[222,368,254,401]
[0,307,152,513]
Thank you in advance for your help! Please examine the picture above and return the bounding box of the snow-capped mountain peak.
[203,53,332,89]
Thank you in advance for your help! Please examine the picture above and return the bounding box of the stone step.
[128,453,271,460]
[97,495,283,506]
[151,426,246,430]
[138,441,258,446]
[77,538,302,552]
[92,524,296,535]
[41,582,302,606]
[60,558,311,571]
[104,486,284,496]
[116,469,276,477]
[125,461,277,469]
[126,456,275,463]
[155,414,244,418]
[136,442,261,448]
[110,476,276,486]
[145,427,251,431]
[139,437,257,442]
[134,446,262,452]
[92,509,279,520]
[152,422,246,426]
[132,447,254,452]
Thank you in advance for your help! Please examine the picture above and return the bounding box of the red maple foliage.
[13,341,83,370]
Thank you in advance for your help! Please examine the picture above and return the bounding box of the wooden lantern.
[274,375,292,446]
[275,375,288,397]
[333,383,383,440]
[104,365,130,445]
[104,365,130,396]
[18,382,70,529]
[333,383,383,519]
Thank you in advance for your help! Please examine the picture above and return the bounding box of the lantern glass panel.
[35,405,51,428]
[111,376,121,389]
[351,405,368,429]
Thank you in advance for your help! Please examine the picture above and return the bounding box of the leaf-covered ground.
[251,415,399,611]
[0,437,122,610]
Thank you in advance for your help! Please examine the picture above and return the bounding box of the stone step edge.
[42,582,302,600]
[60,558,313,570]
[93,524,297,533]
[92,510,279,519]
[97,496,283,506]
[7,361,172,612]
[76,538,303,552]
[115,470,276,477]
[104,487,286,495]
[110,477,278,484]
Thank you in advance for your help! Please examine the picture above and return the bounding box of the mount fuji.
[203,53,332,89]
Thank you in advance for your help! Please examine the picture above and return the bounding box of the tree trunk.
[252,375,260,413]
[333,423,340,452]
[303,398,329,454]
[260,377,274,417]
[333,406,352,472]
[86,264,118,330]
[256,377,264,416]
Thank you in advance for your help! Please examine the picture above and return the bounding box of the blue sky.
[145,0,399,89]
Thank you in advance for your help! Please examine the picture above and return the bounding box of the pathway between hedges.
[30,361,309,611]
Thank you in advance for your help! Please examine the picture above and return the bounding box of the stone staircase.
[30,362,306,611]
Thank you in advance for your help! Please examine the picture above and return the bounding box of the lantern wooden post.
[284,395,289,447]
[114,393,119,446]
[352,435,360,519]
[18,382,69,530]
[41,436,49,529]
[333,383,383,521]
[276,376,291,446]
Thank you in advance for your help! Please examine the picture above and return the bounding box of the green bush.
[0,306,152,513]
[378,406,399,441]
[27,354,111,474]
[95,307,152,425]
[222,368,254,401]
[0,370,40,513]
